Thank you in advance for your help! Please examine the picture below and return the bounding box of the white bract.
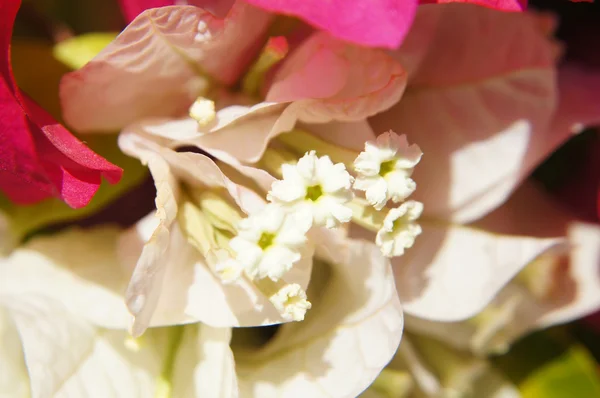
[376,200,424,257]
[229,204,311,281]
[267,151,354,229]
[354,131,422,210]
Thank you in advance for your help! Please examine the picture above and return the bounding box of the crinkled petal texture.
[420,0,527,11]
[60,3,271,132]
[236,237,403,398]
[118,133,313,336]
[119,0,235,21]
[114,31,402,166]
[371,4,559,224]
[244,0,417,49]
[0,0,122,208]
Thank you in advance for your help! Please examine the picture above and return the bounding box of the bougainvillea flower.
[116,133,316,336]
[405,182,600,356]
[104,4,572,324]
[59,3,589,330]
[60,0,600,362]
[27,2,600,396]
[0,0,122,208]
[0,214,403,397]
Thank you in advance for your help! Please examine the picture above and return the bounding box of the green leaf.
[520,346,600,398]
[0,134,148,242]
[53,32,118,70]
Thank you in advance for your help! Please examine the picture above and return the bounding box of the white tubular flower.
[267,151,354,229]
[376,201,424,257]
[269,283,312,322]
[354,131,422,210]
[229,204,311,281]
[211,249,245,283]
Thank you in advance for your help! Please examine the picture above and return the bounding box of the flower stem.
[154,326,185,398]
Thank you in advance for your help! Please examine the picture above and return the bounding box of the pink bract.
[118,0,235,20]
[0,0,122,208]
[421,0,527,11]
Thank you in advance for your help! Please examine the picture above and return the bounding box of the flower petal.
[371,4,558,223]
[171,325,238,398]
[244,0,417,49]
[0,0,122,208]
[552,63,600,135]
[421,0,526,12]
[406,222,600,355]
[60,3,271,132]
[403,182,600,348]
[119,218,315,329]
[0,227,132,329]
[0,307,29,396]
[0,295,160,397]
[268,32,407,123]
[236,239,403,397]
[117,135,180,335]
[118,134,312,331]
[390,220,562,322]
[119,0,235,22]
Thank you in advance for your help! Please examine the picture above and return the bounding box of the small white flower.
[267,151,354,229]
[376,201,424,257]
[229,204,311,281]
[270,283,312,322]
[354,131,422,210]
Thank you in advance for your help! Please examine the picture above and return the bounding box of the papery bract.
[373,4,559,224]
[420,0,527,11]
[244,0,417,49]
[0,289,232,396]
[267,32,407,123]
[0,227,131,329]
[117,133,313,336]
[117,33,406,168]
[1,0,122,208]
[0,293,160,397]
[406,183,600,355]
[61,3,272,132]
[119,0,235,21]
[236,236,403,397]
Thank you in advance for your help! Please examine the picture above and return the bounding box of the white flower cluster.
[354,131,424,258]
[221,131,422,320]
